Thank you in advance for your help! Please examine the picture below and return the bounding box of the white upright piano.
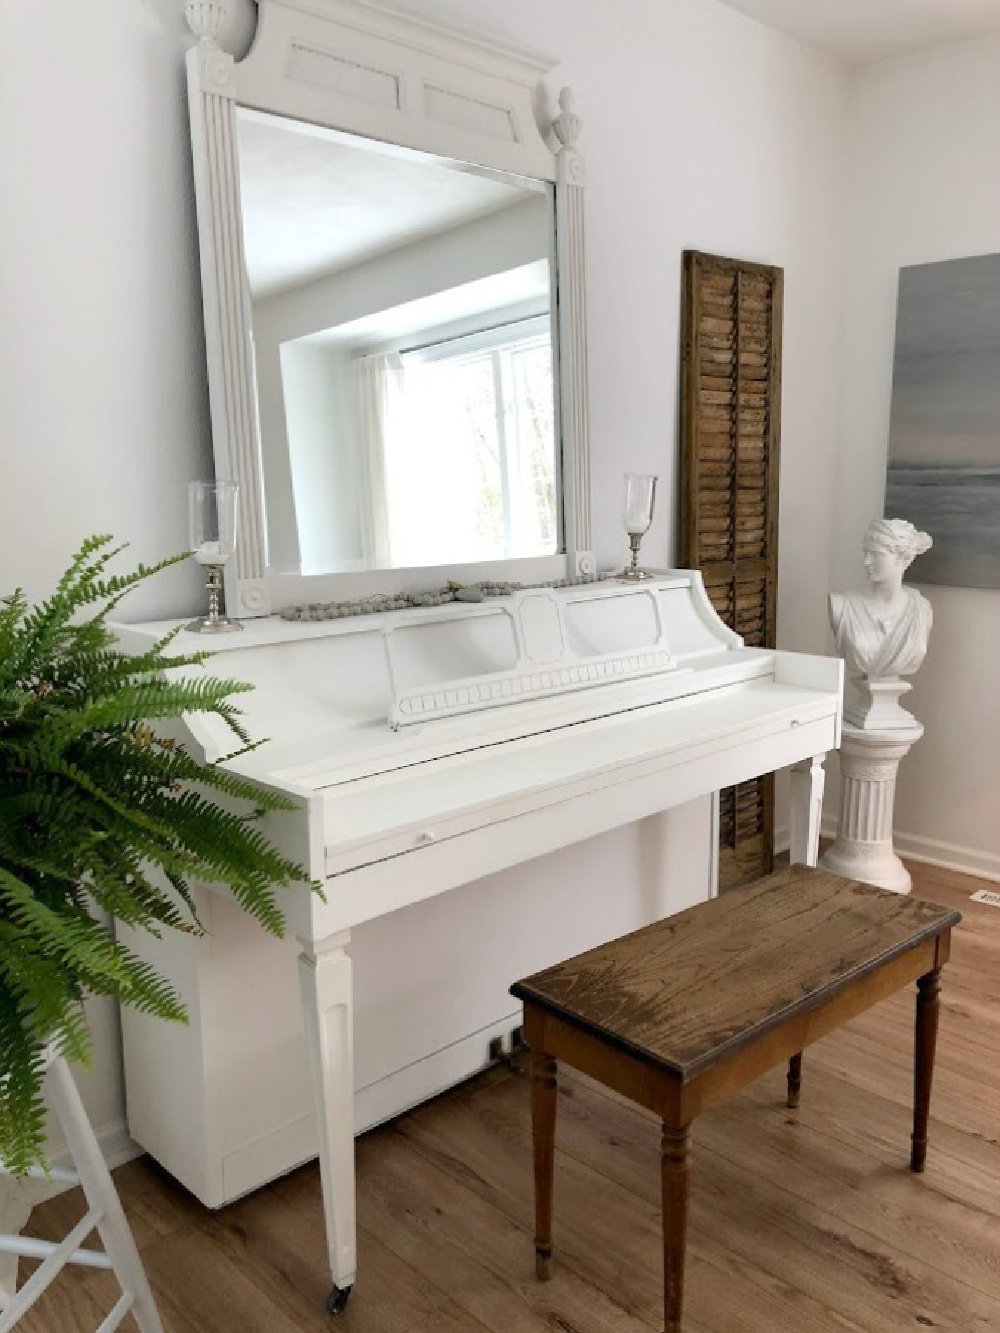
[114,571,842,1313]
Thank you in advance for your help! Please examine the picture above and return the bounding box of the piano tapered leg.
[299,932,357,1313]
[789,753,827,868]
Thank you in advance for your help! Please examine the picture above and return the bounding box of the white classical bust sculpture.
[829,517,933,729]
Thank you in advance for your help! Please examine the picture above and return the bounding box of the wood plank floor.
[17,860,1000,1331]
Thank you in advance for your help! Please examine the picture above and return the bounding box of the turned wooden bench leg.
[661,1122,690,1333]
[787,1052,803,1109]
[531,1050,558,1280]
[911,968,941,1173]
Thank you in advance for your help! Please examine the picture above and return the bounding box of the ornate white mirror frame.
[184,0,592,618]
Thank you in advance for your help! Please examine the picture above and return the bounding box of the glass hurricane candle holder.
[185,480,243,633]
[620,473,658,581]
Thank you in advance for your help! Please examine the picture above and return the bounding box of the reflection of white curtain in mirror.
[390,355,494,567]
[352,353,401,568]
[388,321,558,569]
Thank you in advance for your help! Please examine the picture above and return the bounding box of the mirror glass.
[236,108,562,577]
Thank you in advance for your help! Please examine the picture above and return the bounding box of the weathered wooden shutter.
[679,250,783,892]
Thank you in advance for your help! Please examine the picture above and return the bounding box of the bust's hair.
[864,517,933,563]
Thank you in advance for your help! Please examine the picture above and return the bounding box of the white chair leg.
[0,1054,163,1333]
[0,1178,35,1312]
[44,1057,163,1332]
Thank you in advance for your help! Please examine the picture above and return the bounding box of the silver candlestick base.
[619,532,653,581]
[185,564,243,633]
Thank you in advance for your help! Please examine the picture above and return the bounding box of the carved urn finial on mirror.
[552,88,582,153]
[185,0,227,43]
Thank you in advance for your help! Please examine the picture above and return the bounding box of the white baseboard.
[42,1117,142,1197]
[775,822,1000,884]
[891,831,1000,884]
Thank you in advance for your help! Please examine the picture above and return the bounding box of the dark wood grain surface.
[511,865,960,1079]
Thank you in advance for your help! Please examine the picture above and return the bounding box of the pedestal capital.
[840,719,923,768]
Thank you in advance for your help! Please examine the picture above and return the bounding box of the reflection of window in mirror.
[236,108,562,579]
[382,317,557,568]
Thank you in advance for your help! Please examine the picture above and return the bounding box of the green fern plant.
[0,536,310,1173]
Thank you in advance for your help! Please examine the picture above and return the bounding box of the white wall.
[0,0,849,1147]
[0,0,215,1157]
[834,37,1000,875]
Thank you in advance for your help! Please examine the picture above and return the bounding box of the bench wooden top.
[510,866,960,1080]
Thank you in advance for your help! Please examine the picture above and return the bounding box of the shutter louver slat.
[680,250,783,892]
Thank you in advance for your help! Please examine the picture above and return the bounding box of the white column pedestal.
[819,721,923,894]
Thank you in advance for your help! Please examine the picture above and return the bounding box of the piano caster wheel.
[326,1285,353,1316]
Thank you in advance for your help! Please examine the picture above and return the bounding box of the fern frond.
[0,536,318,1173]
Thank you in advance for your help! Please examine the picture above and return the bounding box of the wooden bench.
[510,864,961,1332]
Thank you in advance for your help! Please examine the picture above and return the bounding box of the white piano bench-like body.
[111,572,842,1305]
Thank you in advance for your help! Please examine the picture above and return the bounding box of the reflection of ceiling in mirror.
[237,111,541,299]
[296,260,550,350]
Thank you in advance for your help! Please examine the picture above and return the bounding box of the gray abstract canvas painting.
[885,252,1000,588]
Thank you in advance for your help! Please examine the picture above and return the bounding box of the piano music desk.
[512,865,960,1333]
